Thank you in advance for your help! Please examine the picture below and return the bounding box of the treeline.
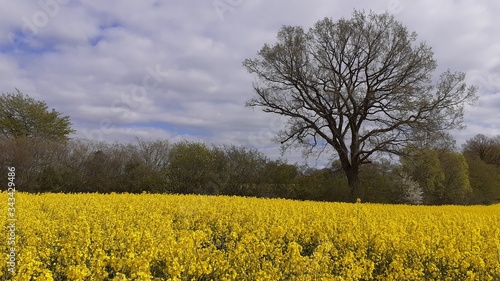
[0,138,319,199]
[1,135,499,205]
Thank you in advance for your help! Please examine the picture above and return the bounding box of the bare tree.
[136,138,171,172]
[243,11,477,201]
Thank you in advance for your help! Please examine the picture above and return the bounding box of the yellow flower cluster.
[1,192,500,280]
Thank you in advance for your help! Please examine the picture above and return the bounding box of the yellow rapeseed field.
[1,192,500,280]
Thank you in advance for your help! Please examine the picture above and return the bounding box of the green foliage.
[461,134,500,204]
[211,145,268,196]
[438,151,472,204]
[0,89,75,140]
[360,160,404,204]
[401,147,472,204]
[296,162,350,202]
[464,154,500,204]
[259,160,299,198]
[167,142,221,194]
[401,148,445,204]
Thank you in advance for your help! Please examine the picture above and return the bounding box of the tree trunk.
[345,165,361,202]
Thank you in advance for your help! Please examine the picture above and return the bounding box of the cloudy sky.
[1,0,499,166]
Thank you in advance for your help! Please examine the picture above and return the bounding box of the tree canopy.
[243,10,477,201]
[0,89,75,140]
